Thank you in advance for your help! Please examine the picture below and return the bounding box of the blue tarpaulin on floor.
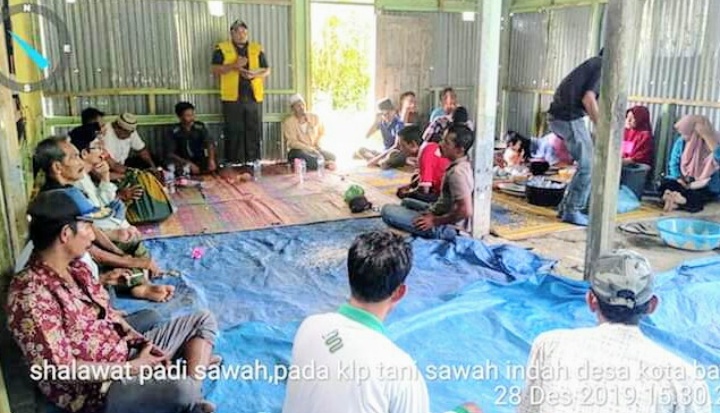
[114,219,720,413]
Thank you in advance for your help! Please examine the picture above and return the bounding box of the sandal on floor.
[619,222,659,236]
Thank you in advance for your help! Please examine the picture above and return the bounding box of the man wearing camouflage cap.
[517,250,710,413]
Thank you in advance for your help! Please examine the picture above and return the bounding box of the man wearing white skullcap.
[104,112,157,174]
[282,94,337,171]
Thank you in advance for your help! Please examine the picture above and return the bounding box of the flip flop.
[619,222,659,236]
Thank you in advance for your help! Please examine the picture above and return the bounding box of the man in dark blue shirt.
[357,98,406,169]
[165,102,217,175]
[547,50,603,226]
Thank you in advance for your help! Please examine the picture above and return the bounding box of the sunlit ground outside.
[309,3,381,171]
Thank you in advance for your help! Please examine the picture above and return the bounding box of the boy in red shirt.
[396,125,450,203]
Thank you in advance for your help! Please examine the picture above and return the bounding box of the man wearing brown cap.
[211,19,270,166]
[517,250,710,413]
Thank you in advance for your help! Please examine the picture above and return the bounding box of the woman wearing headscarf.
[660,115,720,212]
[620,106,655,198]
[623,106,654,166]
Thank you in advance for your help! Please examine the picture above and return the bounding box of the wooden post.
[471,0,503,237]
[292,0,311,105]
[584,0,640,279]
[497,0,512,137]
[0,13,28,267]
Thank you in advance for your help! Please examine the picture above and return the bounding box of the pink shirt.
[548,134,573,165]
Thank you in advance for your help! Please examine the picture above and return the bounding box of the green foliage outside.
[312,15,371,111]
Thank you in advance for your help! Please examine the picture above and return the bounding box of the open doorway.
[310,3,376,165]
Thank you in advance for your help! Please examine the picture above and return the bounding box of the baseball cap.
[230,20,248,31]
[28,188,111,224]
[590,249,654,309]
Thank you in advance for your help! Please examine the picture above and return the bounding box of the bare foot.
[209,355,223,366]
[662,190,676,212]
[131,284,175,302]
[196,400,216,413]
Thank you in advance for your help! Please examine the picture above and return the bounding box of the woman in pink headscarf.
[660,115,720,212]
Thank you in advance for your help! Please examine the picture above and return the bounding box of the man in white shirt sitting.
[283,231,481,413]
[104,112,158,177]
[69,121,139,240]
[518,249,710,413]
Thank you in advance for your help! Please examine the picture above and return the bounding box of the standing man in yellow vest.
[211,19,270,165]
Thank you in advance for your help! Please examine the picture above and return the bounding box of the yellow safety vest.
[216,40,265,102]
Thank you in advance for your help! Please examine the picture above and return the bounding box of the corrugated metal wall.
[506,11,547,135]
[506,0,720,139]
[506,5,596,137]
[383,11,480,118]
[41,0,293,160]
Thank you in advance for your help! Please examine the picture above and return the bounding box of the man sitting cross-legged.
[283,231,481,413]
[8,188,220,413]
[282,93,337,171]
[396,124,450,204]
[165,101,218,175]
[33,136,174,302]
[382,124,474,240]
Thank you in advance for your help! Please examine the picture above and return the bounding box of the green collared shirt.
[337,303,386,335]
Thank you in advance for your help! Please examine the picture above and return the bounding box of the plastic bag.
[617,185,641,213]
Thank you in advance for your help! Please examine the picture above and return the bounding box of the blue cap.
[28,188,111,223]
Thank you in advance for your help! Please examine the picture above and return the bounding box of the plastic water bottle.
[316,155,325,178]
[253,160,262,180]
[165,163,176,194]
[294,158,306,184]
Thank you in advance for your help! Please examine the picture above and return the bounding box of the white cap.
[289,93,305,108]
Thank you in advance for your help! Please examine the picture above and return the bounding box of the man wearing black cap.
[212,19,270,166]
[8,188,220,413]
